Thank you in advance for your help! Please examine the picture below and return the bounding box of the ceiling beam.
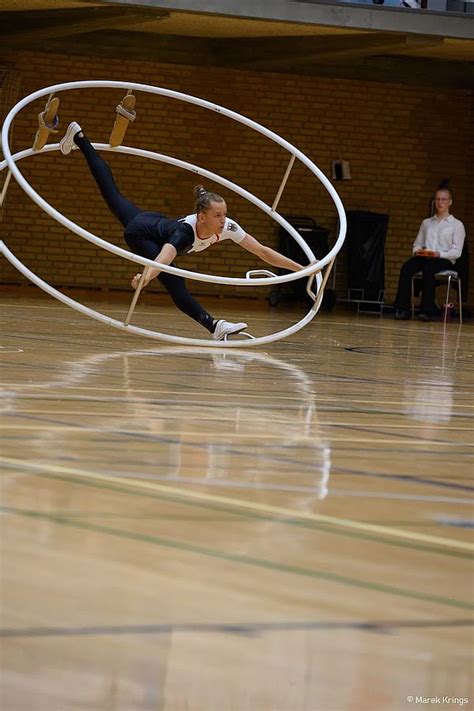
[0,7,168,50]
[41,31,213,66]
[301,54,474,89]
[28,30,473,89]
[215,34,445,68]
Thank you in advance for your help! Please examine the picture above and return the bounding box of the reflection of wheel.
[269,288,280,306]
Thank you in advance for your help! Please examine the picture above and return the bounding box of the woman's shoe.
[59,122,82,155]
[213,320,248,340]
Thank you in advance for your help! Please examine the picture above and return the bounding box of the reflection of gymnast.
[59,122,303,340]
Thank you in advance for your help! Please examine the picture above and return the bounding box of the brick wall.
[1,51,472,306]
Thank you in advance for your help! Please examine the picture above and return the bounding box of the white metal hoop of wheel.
[0,80,346,347]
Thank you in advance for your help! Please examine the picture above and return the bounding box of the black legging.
[75,134,215,332]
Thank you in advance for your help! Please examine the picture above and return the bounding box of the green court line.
[3,467,473,561]
[3,505,473,612]
[19,511,242,522]
[6,509,455,527]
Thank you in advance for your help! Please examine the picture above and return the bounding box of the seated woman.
[393,187,465,321]
[59,122,304,340]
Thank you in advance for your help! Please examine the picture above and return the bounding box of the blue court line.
[328,421,474,450]
[332,467,474,493]
[1,618,472,639]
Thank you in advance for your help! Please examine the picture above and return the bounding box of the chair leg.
[443,276,451,324]
[458,279,463,324]
[411,277,415,317]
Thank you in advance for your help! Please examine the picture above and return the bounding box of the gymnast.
[59,121,304,340]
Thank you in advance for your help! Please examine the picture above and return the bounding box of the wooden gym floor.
[1,292,473,711]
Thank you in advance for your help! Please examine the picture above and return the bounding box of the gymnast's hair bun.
[194,185,207,198]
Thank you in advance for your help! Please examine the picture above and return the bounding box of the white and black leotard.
[124,212,246,259]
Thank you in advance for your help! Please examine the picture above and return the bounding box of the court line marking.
[3,467,472,505]
[2,417,473,446]
[2,384,474,407]
[2,418,474,434]
[2,472,472,561]
[2,421,474,437]
[1,426,471,447]
[1,456,472,552]
[3,504,472,610]
[1,617,473,638]
[5,388,471,406]
[3,409,474,429]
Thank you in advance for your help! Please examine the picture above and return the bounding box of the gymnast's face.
[198,200,227,236]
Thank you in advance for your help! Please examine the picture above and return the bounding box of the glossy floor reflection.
[1,294,473,711]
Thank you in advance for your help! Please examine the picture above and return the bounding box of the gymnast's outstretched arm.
[239,233,304,272]
[131,243,177,290]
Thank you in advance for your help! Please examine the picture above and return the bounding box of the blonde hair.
[193,185,225,214]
